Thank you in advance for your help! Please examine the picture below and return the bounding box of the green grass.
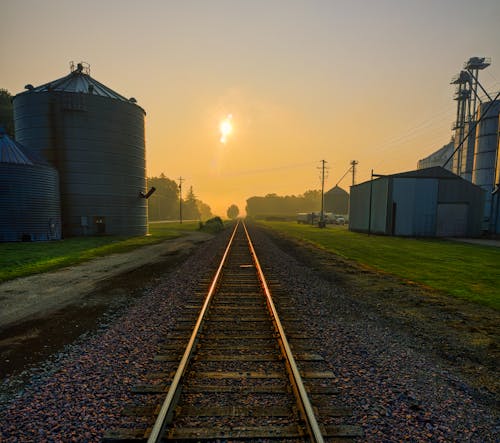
[260,221,500,310]
[0,222,200,283]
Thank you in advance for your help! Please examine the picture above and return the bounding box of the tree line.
[147,174,213,221]
[246,190,322,219]
[246,186,349,219]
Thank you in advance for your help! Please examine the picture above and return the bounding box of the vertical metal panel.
[472,100,500,222]
[392,178,437,237]
[495,113,500,188]
[0,164,61,241]
[436,204,468,237]
[438,178,484,236]
[348,183,370,232]
[370,178,389,233]
[13,91,147,237]
[348,178,388,234]
[392,178,415,236]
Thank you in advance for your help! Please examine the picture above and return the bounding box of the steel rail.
[242,220,325,443]
[147,221,240,443]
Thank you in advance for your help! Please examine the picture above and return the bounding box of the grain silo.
[471,100,500,224]
[12,62,148,237]
[324,185,349,215]
[0,129,61,241]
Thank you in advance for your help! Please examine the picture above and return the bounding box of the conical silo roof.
[0,129,49,165]
[19,62,137,104]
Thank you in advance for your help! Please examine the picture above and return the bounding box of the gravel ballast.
[1,224,498,442]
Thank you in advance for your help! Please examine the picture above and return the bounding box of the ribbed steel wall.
[0,163,61,241]
[13,91,147,237]
[495,113,500,188]
[472,100,500,222]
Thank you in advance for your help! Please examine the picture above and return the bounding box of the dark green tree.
[197,200,213,220]
[147,173,179,220]
[0,89,14,137]
[226,204,239,220]
[183,186,201,220]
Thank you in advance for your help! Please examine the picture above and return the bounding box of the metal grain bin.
[472,100,500,222]
[13,63,147,237]
[0,130,61,241]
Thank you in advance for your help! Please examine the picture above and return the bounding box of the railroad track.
[105,221,362,441]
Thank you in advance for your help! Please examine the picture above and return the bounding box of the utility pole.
[319,160,327,228]
[368,169,373,236]
[350,160,358,186]
[178,176,184,224]
[347,160,358,221]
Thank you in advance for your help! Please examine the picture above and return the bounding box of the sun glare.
[219,114,233,144]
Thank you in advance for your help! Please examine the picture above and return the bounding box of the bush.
[199,216,224,233]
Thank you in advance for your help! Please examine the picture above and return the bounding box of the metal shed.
[349,167,485,237]
[0,130,61,241]
[12,62,148,237]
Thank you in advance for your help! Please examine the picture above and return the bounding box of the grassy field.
[260,221,500,310]
[0,222,200,283]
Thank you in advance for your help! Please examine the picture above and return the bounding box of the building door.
[94,216,106,234]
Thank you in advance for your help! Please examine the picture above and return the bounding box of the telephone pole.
[178,177,184,224]
[350,160,358,186]
[319,160,327,227]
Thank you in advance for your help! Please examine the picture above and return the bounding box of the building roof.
[0,129,49,166]
[353,166,468,188]
[17,63,136,104]
[325,185,349,195]
[389,166,459,179]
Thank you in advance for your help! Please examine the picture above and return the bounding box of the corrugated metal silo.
[324,185,349,214]
[0,130,61,241]
[13,62,147,237]
[495,112,500,188]
[472,100,500,222]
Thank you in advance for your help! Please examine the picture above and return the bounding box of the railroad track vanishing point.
[105,220,363,441]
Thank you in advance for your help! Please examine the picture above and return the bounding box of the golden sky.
[2,0,500,216]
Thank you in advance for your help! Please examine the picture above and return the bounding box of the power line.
[335,160,358,187]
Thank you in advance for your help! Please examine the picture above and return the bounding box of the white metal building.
[349,167,485,237]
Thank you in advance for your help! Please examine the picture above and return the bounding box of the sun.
[219,114,233,144]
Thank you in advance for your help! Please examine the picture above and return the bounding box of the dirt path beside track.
[0,231,212,379]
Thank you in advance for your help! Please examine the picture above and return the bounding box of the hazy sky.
[2,0,500,216]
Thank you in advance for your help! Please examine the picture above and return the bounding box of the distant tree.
[183,186,201,220]
[147,175,213,221]
[226,204,239,220]
[302,189,321,210]
[147,174,179,220]
[197,200,213,220]
[0,89,14,137]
